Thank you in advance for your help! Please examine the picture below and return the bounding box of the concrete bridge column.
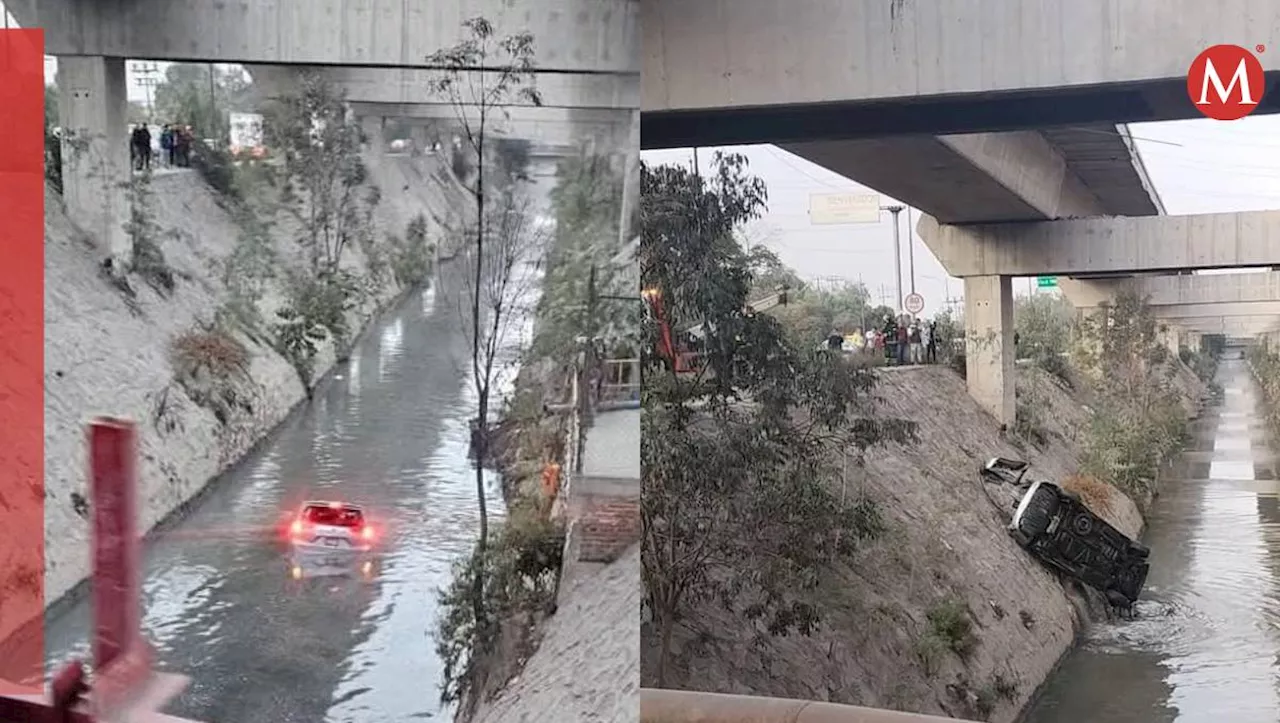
[1185,331,1203,353]
[1158,325,1181,357]
[965,275,1016,426]
[58,56,130,265]
[360,115,386,158]
[617,109,639,246]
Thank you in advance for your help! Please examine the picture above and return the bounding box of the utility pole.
[906,207,917,295]
[133,63,160,122]
[882,205,905,312]
[207,63,218,140]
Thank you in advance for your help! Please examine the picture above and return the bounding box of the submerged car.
[981,457,1150,607]
[283,500,378,555]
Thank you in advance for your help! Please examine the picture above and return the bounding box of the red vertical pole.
[88,418,141,673]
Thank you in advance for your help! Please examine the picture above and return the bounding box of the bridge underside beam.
[250,65,640,110]
[1122,301,1280,320]
[780,125,1163,223]
[14,0,637,74]
[1060,272,1280,310]
[1167,315,1280,335]
[920,211,1280,278]
[641,0,1280,148]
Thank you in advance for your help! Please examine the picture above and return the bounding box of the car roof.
[300,500,364,512]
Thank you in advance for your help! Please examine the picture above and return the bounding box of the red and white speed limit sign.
[904,293,925,315]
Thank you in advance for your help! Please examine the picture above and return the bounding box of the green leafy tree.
[260,75,380,391]
[1014,292,1076,378]
[534,151,637,358]
[425,15,541,642]
[640,153,915,686]
[1075,291,1188,503]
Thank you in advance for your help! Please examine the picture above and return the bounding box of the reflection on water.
[1026,356,1280,723]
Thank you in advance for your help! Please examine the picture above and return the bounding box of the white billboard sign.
[808,193,881,225]
[228,112,264,156]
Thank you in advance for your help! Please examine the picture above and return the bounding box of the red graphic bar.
[0,27,47,695]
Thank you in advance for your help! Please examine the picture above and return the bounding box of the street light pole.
[906,207,917,295]
[883,205,905,312]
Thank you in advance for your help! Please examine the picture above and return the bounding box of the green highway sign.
[1036,277,1058,288]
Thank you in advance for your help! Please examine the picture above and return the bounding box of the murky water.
[45,173,556,722]
[1025,354,1280,723]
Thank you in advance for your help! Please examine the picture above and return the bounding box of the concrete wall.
[919,211,1280,278]
[16,0,639,73]
[642,0,1278,112]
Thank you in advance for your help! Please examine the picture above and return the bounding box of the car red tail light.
[360,525,375,542]
[289,519,307,538]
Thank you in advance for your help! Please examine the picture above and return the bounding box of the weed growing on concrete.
[1012,379,1052,450]
[924,597,977,658]
[169,322,253,426]
[387,213,436,288]
[123,170,177,297]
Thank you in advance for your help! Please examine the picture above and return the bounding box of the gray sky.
[641,117,1280,319]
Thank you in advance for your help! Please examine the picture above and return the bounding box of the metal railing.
[641,690,979,723]
[598,357,640,406]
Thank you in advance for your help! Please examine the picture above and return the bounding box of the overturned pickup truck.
[981,457,1150,607]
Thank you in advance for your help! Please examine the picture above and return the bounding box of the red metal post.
[88,418,143,675]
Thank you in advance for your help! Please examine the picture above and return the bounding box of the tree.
[153,63,255,139]
[1014,292,1076,380]
[534,151,637,358]
[1074,291,1187,502]
[640,153,915,686]
[425,15,541,639]
[261,74,381,391]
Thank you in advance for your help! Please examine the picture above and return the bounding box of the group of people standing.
[825,314,939,366]
[130,123,195,171]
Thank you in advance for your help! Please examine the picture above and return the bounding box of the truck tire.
[1017,489,1059,541]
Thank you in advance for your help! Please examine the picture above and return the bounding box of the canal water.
[1025,353,1280,723]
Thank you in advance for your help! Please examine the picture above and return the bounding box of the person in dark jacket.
[160,124,174,166]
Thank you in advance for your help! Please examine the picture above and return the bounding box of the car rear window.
[303,505,364,528]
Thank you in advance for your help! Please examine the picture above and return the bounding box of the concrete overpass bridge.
[13,0,637,73]
[29,0,638,268]
[641,0,1280,146]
